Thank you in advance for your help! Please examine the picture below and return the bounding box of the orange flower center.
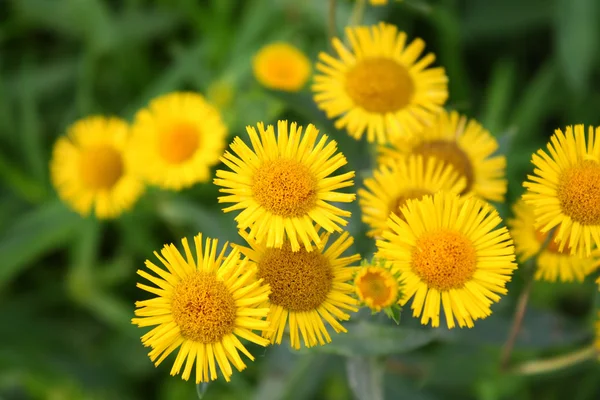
[79,144,124,190]
[252,159,317,217]
[258,242,332,311]
[355,268,397,309]
[557,160,600,225]
[413,140,473,193]
[345,58,414,113]
[158,123,200,164]
[171,272,236,343]
[411,229,477,291]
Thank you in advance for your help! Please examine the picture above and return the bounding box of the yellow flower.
[370,0,388,5]
[253,42,311,92]
[508,199,599,282]
[376,192,516,328]
[132,234,271,383]
[379,110,507,202]
[354,265,400,312]
[131,92,227,190]
[523,125,600,257]
[214,120,356,252]
[312,22,448,144]
[358,154,466,237]
[236,231,360,349]
[50,116,144,219]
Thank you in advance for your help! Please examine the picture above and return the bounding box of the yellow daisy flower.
[312,22,448,144]
[358,154,466,237]
[379,110,507,202]
[214,120,356,252]
[131,92,227,190]
[523,125,600,257]
[132,234,271,383]
[50,116,144,219]
[370,0,388,5]
[236,231,360,349]
[253,42,311,92]
[376,192,517,328]
[354,265,400,312]
[508,199,599,282]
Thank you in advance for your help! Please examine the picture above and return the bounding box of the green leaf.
[196,382,209,399]
[346,357,384,400]
[0,201,82,289]
[480,59,517,136]
[312,321,439,357]
[556,0,599,94]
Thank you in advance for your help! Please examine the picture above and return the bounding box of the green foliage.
[1,0,600,399]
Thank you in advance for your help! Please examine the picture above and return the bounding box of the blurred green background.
[1,0,600,399]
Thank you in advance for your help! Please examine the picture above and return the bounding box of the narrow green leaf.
[556,0,598,94]
[0,201,82,289]
[196,382,209,399]
[312,321,439,357]
[480,59,517,135]
[346,357,384,400]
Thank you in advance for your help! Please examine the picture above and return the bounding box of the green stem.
[500,227,556,370]
[328,0,337,44]
[348,0,366,27]
[510,345,597,376]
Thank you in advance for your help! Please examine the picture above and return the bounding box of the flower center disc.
[80,145,124,190]
[391,188,432,219]
[252,159,317,217]
[557,160,600,225]
[345,58,414,113]
[413,141,473,193]
[411,229,477,291]
[171,272,236,343]
[357,271,395,307]
[158,123,200,164]
[258,243,333,311]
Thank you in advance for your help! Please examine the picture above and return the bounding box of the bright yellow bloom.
[50,116,144,219]
[354,265,399,312]
[370,0,388,5]
[214,120,356,252]
[376,192,516,328]
[358,154,466,237]
[312,22,448,144]
[523,125,600,257]
[379,110,507,202]
[132,234,271,383]
[253,42,311,92]
[236,231,360,349]
[131,92,227,190]
[508,199,599,282]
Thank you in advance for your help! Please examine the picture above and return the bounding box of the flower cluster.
[48,1,600,386]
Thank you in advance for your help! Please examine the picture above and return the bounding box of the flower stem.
[328,0,337,44]
[500,227,556,371]
[348,0,366,27]
[509,344,597,376]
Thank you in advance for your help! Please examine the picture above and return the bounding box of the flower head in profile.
[253,42,311,92]
[354,259,401,313]
[359,154,466,237]
[379,110,507,202]
[312,22,448,144]
[524,125,600,257]
[214,120,356,251]
[131,92,227,190]
[508,199,599,282]
[50,116,144,219]
[236,231,360,349]
[132,234,271,383]
[376,192,516,328]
